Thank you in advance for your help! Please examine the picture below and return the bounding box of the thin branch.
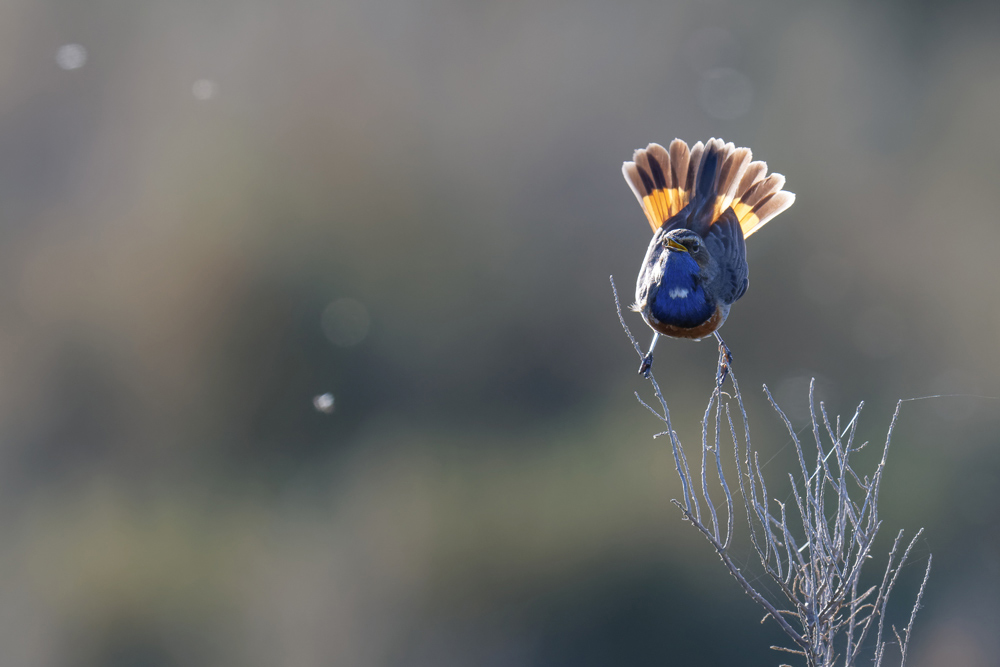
[610,278,931,667]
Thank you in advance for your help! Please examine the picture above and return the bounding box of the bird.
[622,138,795,376]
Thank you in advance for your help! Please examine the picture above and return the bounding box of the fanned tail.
[622,138,795,238]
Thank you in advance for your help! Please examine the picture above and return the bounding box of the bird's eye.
[690,241,700,252]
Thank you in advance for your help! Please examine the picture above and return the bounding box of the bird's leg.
[638,333,660,377]
[713,331,733,388]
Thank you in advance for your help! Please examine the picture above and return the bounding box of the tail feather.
[645,143,672,188]
[694,139,722,201]
[621,162,655,229]
[686,141,705,201]
[716,146,752,214]
[749,190,795,228]
[630,146,671,228]
[623,137,794,238]
[737,173,783,210]
[736,162,767,200]
[668,139,690,191]
[644,143,677,218]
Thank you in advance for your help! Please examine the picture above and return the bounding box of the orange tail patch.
[622,138,795,238]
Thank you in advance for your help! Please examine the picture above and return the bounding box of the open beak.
[665,238,688,252]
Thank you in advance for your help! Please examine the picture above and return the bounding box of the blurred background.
[0,0,997,664]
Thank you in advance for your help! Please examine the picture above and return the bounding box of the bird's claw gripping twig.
[638,332,660,377]
[639,353,653,377]
[714,332,733,389]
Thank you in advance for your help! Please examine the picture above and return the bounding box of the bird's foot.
[639,333,660,378]
[714,334,733,389]
[639,353,653,377]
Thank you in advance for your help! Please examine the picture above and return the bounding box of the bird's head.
[661,228,711,270]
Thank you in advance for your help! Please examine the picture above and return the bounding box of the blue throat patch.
[650,251,714,328]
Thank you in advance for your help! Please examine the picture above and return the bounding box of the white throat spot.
[668,287,689,299]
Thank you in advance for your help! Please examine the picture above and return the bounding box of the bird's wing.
[623,139,795,238]
[704,207,749,305]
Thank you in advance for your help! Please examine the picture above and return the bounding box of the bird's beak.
[665,238,688,252]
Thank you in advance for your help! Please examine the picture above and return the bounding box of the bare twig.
[611,276,931,667]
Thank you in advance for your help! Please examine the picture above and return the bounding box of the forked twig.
[611,276,931,667]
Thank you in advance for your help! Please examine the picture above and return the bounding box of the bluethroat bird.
[623,138,795,375]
